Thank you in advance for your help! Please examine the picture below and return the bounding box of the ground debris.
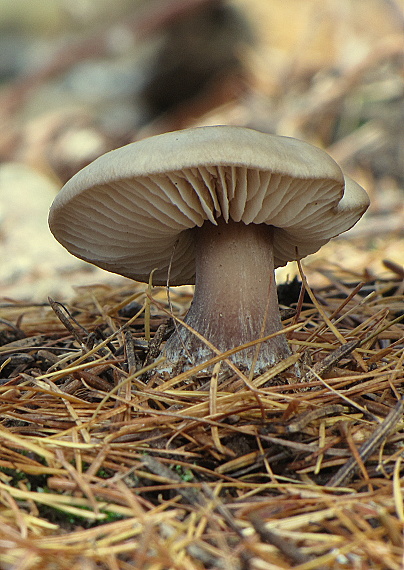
[0,270,403,569]
[0,1,403,566]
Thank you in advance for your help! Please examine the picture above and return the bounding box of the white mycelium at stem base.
[165,218,291,372]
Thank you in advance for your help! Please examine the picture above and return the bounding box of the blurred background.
[0,0,403,300]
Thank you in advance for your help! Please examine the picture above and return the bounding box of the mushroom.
[48,126,369,374]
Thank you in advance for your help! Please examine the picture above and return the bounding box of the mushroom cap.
[49,126,369,285]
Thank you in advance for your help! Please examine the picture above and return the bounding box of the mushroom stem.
[165,218,291,373]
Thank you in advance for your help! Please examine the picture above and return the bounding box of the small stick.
[143,321,170,368]
[326,398,404,487]
[202,484,253,570]
[124,329,138,374]
[0,318,25,337]
[48,297,88,351]
[142,455,202,505]
[287,404,346,433]
[258,432,349,457]
[249,512,319,567]
[383,259,404,278]
[302,339,361,383]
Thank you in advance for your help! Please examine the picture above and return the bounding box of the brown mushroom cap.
[49,126,369,285]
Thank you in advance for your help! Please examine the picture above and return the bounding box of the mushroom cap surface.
[49,126,369,285]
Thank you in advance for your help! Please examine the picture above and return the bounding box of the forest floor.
[0,1,403,568]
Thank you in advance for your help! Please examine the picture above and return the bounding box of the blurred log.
[0,0,218,118]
